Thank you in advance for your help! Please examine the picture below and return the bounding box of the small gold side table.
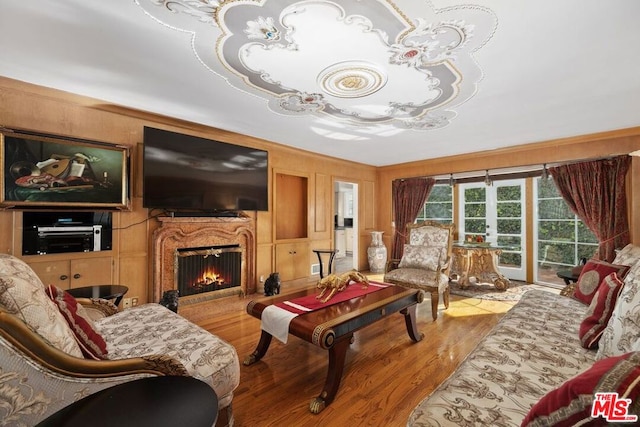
[450,244,510,291]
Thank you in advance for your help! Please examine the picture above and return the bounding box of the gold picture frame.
[1,129,129,209]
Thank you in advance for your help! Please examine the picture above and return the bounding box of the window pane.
[498,202,521,217]
[499,252,521,268]
[497,185,521,200]
[465,204,486,217]
[538,242,576,265]
[428,185,452,202]
[424,203,452,219]
[578,244,598,261]
[538,199,574,219]
[497,235,521,248]
[577,222,598,244]
[418,184,453,223]
[465,219,485,234]
[538,220,576,241]
[498,219,521,234]
[465,187,485,202]
[538,178,559,198]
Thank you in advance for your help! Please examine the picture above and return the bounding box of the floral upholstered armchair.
[0,254,239,427]
[384,221,455,320]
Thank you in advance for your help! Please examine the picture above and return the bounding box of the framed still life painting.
[1,129,129,209]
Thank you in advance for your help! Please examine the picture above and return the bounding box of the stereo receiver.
[22,212,112,255]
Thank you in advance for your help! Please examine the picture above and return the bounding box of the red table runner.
[276,281,390,314]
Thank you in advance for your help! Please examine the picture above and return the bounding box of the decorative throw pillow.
[45,284,108,360]
[0,274,82,357]
[398,245,442,271]
[612,244,640,294]
[612,244,640,276]
[596,276,640,360]
[573,260,630,305]
[579,272,625,349]
[522,352,640,426]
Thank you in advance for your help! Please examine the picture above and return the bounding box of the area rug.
[449,280,535,301]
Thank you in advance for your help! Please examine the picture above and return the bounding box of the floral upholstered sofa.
[0,254,239,427]
[408,243,640,426]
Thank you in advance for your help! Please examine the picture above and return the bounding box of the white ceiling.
[1,0,639,167]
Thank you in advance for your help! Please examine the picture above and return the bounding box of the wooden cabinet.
[28,256,114,289]
[275,242,310,281]
[345,228,354,253]
[334,230,346,258]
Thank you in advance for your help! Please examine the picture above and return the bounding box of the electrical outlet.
[260,275,265,283]
[122,298,132,309]
[131,297,139,307]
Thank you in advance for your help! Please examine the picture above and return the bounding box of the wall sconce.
[484,170,493,186]
[449,173,455,187]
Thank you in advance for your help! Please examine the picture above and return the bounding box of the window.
[417,184,453,224]
[535,177,598,285]
[458,181,526,281]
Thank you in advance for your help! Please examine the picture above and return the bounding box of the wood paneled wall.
[0,77,377,302]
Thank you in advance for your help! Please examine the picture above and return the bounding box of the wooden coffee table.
[244,284,424,413]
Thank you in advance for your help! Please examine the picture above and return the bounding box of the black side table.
[556,270,580,285]
[36,376,218,427]
[67,284,129,307]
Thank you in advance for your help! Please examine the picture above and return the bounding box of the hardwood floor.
[190,278,515,427]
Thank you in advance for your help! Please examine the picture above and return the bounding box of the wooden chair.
[383,221,455,320]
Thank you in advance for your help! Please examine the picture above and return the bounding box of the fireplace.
[176,245,242,297]
[152,216,256,306]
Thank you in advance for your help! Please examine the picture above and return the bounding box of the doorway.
[458,179,526,281]
[334,181,358,273]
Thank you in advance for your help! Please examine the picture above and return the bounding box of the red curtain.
[391,177,435,260]
[549,155,630,262]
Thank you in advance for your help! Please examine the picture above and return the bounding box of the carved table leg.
[309,333,352,414]
[401,304,424,342]
[243,330,273,366]
[493,276,510,291]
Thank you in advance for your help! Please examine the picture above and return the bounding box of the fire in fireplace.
[176,245,242,298]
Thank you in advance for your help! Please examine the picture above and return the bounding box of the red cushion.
[573,260,630,305]
[522,352,640,426]
[579,272,625,349]
[45,285,108,360]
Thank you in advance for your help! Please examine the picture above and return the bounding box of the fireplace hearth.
[152,216,256,306]
[177,245,242,298]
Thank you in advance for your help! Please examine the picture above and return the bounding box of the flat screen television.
[143,127,268,212]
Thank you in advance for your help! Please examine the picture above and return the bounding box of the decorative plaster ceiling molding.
[137,0,497,131]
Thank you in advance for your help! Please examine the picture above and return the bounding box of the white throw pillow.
[596,275,640,360]
[613,244,640,282]
[0,254,82,357]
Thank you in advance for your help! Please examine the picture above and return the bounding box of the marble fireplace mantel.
[152,216,257,305]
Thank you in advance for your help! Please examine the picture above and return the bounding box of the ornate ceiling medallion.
[136,0,497,131]
[318,62,388,99]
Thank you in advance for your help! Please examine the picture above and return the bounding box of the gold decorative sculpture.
[316,270,369,303]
